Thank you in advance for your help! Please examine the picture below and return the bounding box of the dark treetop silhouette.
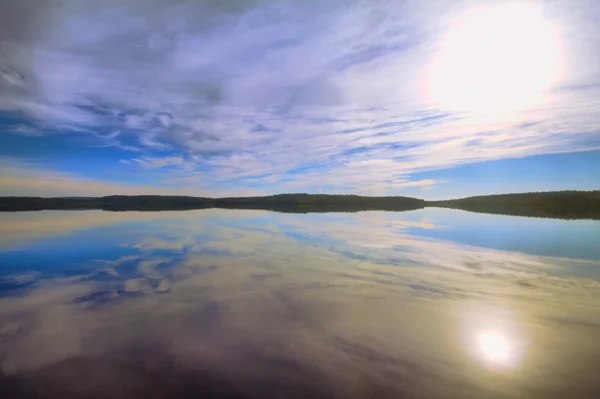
[1,191,599,220]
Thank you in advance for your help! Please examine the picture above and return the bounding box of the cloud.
[131,156,187,170]
[0,158,264,198]
[0,0,599,195]
[7,124,43,136]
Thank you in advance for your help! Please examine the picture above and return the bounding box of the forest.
[428,190,600,220]
[1,191,599,219]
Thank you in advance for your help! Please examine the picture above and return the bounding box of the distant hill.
[0,194,425,213]
[212,194,425,213]
[1,191,599,220]
[426,190,600,220]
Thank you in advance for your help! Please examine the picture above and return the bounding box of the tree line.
[1,191,599,219]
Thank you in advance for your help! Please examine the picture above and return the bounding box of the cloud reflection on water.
[1,209,600,398]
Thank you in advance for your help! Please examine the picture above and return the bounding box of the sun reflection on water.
[478,331,510,362]
[463,303,528,370]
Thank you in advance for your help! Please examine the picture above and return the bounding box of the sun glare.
[428,2,563,115]
[479,331,510,361]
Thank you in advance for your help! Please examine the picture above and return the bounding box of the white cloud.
[0,0,599,195]
[0,158,264,198]
[131,156,186,169]
[8,124,43,136]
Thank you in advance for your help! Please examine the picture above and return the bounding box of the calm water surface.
[0,209,599,398]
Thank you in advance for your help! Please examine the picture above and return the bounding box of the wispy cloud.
[0,158,264,197]
[1,0,599,195]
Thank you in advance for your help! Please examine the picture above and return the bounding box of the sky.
[0,0,599,199]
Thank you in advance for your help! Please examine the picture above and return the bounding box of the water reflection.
[0,209,599,398]
[460,302,527,372]
[478,331,510,363]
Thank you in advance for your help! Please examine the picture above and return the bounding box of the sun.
[427,2,563,115]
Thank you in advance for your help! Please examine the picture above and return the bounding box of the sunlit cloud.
[426,2,564,115]
[0,0,599,195]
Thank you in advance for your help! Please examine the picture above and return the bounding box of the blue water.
[1,209,599,398]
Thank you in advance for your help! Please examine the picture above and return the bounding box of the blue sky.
[0,0,599,199]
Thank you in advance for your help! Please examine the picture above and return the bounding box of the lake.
[1,209,599,398]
